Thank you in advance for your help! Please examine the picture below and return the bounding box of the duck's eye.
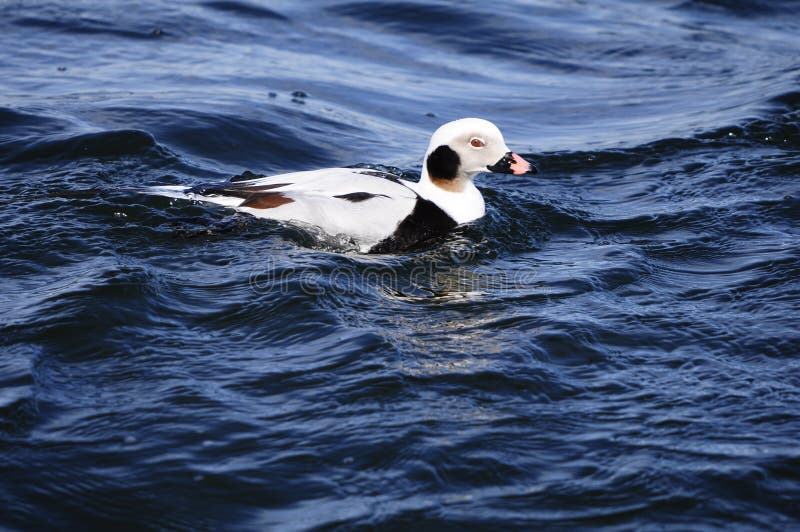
[470,137,485,148]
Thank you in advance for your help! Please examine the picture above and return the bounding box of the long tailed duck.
[149,118,536,252]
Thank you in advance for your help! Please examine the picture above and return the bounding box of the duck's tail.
[144,185,192,200]
[143,185,244,208]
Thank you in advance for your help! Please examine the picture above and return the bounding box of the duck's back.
[150,168,421,251]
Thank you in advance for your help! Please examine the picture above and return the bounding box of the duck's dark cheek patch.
[240,192,294,209]
[426,145,460,180]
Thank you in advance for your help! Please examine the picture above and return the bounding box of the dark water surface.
[2,0,800,529]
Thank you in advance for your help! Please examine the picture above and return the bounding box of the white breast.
[406,178,485,224]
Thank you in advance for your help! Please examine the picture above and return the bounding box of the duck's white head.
[420,118,537,193]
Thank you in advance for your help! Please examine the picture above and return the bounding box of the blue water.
[1,0,799,529]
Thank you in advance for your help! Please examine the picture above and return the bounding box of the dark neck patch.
[426,144,460,181]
